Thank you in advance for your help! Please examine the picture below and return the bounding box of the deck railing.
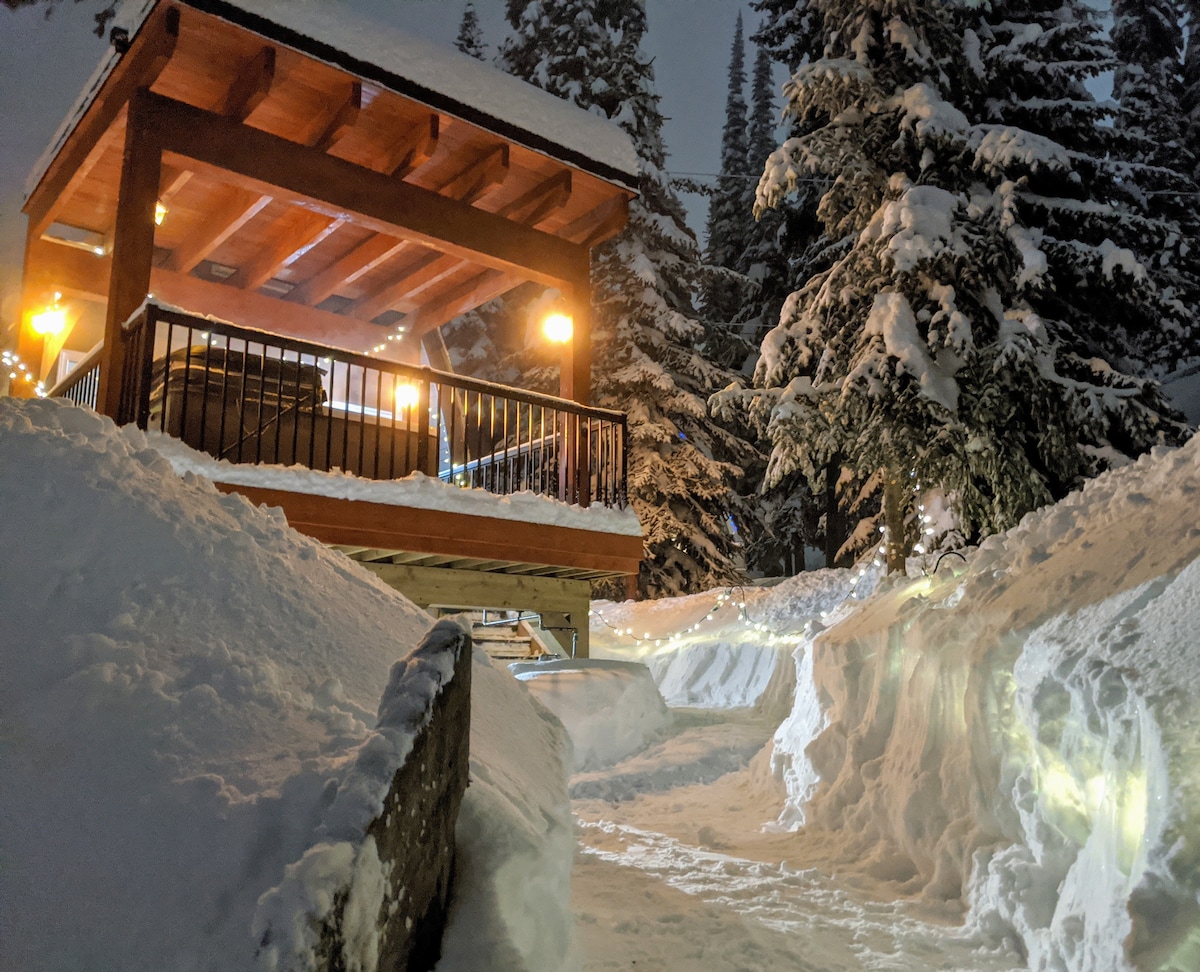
[112,304,627,508]
[45,345,103,410]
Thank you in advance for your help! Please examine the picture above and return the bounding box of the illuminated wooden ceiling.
[24,0,635,361]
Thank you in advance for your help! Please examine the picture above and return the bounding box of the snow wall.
[0,399,577,972]
[770,442,1200,971]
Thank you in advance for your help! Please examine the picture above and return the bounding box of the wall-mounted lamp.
[542,311,573,344]
[155,201,168,226]
[30,293,67,337]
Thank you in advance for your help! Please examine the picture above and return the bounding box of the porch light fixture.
[155,201,168,226]
[394,381,420,410]
[30,293,67,337]
[542,311,573,344]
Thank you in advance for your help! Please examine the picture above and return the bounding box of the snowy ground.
[5,397,1200,971]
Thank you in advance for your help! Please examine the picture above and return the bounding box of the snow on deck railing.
[110,303,628,509]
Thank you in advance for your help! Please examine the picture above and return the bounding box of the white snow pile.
[510,658,671,772]
[592,438,1200,970]
[773,435,1200,972]
[591,568,854,712]
[0,398,577,972]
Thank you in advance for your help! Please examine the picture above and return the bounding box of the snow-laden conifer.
[501,0,760,596]
[700,11,755,361]
[454,1,486,61]
[732,0,1188,564]
[1110,0,1200,368]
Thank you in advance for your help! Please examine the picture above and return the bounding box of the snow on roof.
[25,0,639,202]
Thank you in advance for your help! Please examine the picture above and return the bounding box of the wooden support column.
[14,223,47,394]
[97,88,162,419]
[561,275,592,405]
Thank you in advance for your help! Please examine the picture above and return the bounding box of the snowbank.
[590,569,854,711]
[0,399,578,971]
[767,441,1200,970]
[437,651,577,972]
[510,658,671,772]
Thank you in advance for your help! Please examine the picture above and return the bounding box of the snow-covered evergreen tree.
[1110,0,1200,368]
[454,1,486,61]
[701,11,754,361]
[731,0,1188,566]
[500,0,760,597]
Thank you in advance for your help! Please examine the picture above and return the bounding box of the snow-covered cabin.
[15,0,643,653]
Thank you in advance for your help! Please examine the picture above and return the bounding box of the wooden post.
[13,222,47,396]
[554,275,593,506]
[882,467,908,574]
[559,275,592,405]
[97,89,163,420]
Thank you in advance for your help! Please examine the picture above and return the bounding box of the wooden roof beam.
[348,250,464,322]
[222,45,276,122]
[142,92,591,288]
[402,268,516,342]
[340,146,514,319]
[287,234,411,307]
[385,114,440,178]
[560,193,630,248]
[495,170,573,225]
[432,143,509,206]
[26,4,180,237]
[229,210,344,291]
[308,80,362,152]
[164,186,272,274]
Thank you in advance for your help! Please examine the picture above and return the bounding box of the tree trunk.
[882,468,908,574]
[823,460,842,568]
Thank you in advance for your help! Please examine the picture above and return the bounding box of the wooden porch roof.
[23,0,636,372]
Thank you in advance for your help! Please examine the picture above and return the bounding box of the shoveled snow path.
[571,709,1025,971]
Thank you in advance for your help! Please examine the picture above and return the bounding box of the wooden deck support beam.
[364,564,593,657]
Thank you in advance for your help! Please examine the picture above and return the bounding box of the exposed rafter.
[307,80,362,152]
[495,170,572,225]
[431,143,510,205]
[221,45,276,121]
[164,186,272,273]
[228,209,343,291]
[384,114,440,177]
[287,234,411,307]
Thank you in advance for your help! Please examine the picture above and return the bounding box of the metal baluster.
[217,334,231,459]
[236,340,250,462]
[273,347,286,464]
[373,368,384,479]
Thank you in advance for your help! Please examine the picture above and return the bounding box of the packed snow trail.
[570,711,1025,972]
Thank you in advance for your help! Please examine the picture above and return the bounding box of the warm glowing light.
[155,201,168,226]
[31,293,67,337]
[542,312,573,344]
[394,382,420,409]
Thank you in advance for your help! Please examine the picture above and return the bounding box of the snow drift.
[0,399,577,972]
[593,440,1200,970]
[771,444,1200,970]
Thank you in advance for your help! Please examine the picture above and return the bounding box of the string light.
[1,349,47,397]
[590,586,808,650]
